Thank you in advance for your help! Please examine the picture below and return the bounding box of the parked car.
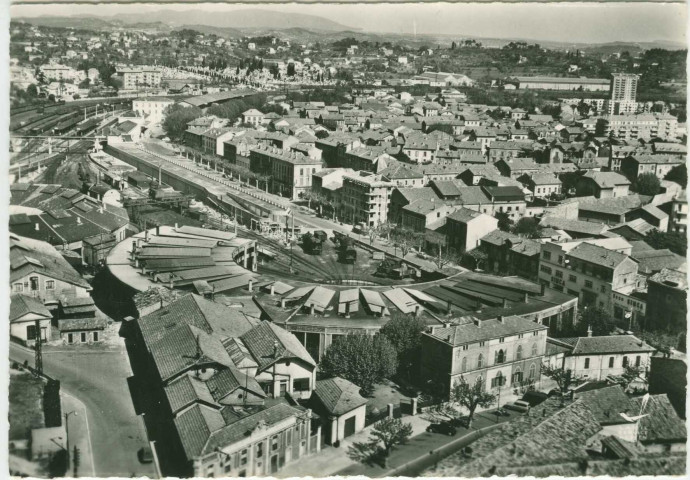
[514,400,531,409]
[313,230,328,243]
[504,402,530,413]
[426,422,457,436]
[522,391,548,407]
[495,408,511,417]
[138,446,153,464]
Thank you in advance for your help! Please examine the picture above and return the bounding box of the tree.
[380,313,426,381]
[26,83,38,97]
[644,230,687,257]
[665,163,687,188]
[449,376,496,428]
[319,334,397,396]
[633,172,661,195]
[315,130,329,139]
[495,212,513,232]
[433,245,462,270]
[513,217,542,239]
[162,104,203,139]
[541,363,582,396]
[347,418,413,467]
[461,249,487,271]
[621,364,645,390]
[581,306,615,336]
[390,227,422,258]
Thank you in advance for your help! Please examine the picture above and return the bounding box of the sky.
[9,2,688,44]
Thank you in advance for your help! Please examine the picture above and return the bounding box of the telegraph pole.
[34,318,43,374]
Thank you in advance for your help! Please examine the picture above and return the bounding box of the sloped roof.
[630,394,687,443]
[574,385,636,425]
[427,315,547,345]
[240,321,316,370]
[566,242,631,268]
[10,294,52,322]
[570,335,655,355]
[174,403,225,459]
[314,377,368,415]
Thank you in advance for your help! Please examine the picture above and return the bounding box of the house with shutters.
[420,315,549,398]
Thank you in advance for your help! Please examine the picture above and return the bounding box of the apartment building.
[538,241,638,314]
[242,109,265,127]
[445,208,498,252]
[249,145,323,200]
[420,315,549,398]
[40,63,77,81]
[402,137,438,164]
[340,171,394,226]
[116,66,162,89]
[132,97,175,124]
[606,114,677,141]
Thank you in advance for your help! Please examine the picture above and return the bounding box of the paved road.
[10,343,155,478]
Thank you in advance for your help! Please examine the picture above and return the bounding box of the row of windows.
[489,364,537,388]
[14,278,55,292]
[458,343,539,372]
[583,355,642,369]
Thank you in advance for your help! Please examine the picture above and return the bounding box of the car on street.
[138,446,153,464]
[426,422,457,436]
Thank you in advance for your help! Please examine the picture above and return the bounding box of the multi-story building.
[131,293,320,477]
[420,315,549,398]
[39,64,76,81]
[132,97,175,124]
[645,268,687,332]
[538,241,638,314]
[445,208,498,253]
[669,190,687,233]
[479,230,541,281]
[620,154,685,182]
[10,234,92,309]
[340,171,394,227]
[402,137,438,164]
[606,114,678,141]
[249,145,323,200]
[116,66,162,89]
[608,73,639,115]
[242,109,265,127]
[575,171,630,199]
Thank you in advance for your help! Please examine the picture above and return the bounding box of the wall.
[565,352,652,381]
[11,273,90,305]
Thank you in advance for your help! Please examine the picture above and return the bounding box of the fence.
[364,402,403,428]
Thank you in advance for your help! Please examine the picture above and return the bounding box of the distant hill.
[16,9,357,33]
[172,24,244,39]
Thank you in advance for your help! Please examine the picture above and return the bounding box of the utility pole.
[34,318,43,374]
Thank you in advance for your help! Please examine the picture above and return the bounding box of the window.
[67,333,74,344]
[27,325,37,341]
[584,280,593,288]
[622,356,629,368]
[240,449,248,466]
[13,283,23,293]
[80,332,87,343]
[609,357,614,368]
[529,363,536,380]
[584,358,590,369]
[540,265,552,274]
[635,356,641,367]
[558,255,564,264]
[600,285,606,293]
[479,341,486,347]
[477,354,484,368]
[93,331,99,342]
[30,277,39,291]
[491,372,505,388]
[271,435,279,452]
[45,278,55,289]
[461,357,467,372]
[516,345,523,360]
[555,270,563,279]
[542,251,552,260]
[495,349,506,364]
[256,443,264,458]
[499,337,505,343]
[513,368,523,384]
[531,344,538,356]
[461,344,469,351]
[293,378,310,392]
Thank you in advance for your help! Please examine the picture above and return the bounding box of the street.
[10,343,156,478]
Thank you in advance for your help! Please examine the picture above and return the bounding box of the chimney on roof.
[523,292,529,303]
[446,300,452,315]
[280,298,286,308]
[35,223,39,231]
[273,340,279,359]
[415,304,422,317]
[502,297,508,308]
[270,284,275,296]
[156,225,160,236]
[498,315,505,323]
[175,223,179,230]
[131,241,136,260]
[310,304,315,315]
[248,279,253,292]
[77,217,82,225]
[587,325,593,337]
[474,318,482,327]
